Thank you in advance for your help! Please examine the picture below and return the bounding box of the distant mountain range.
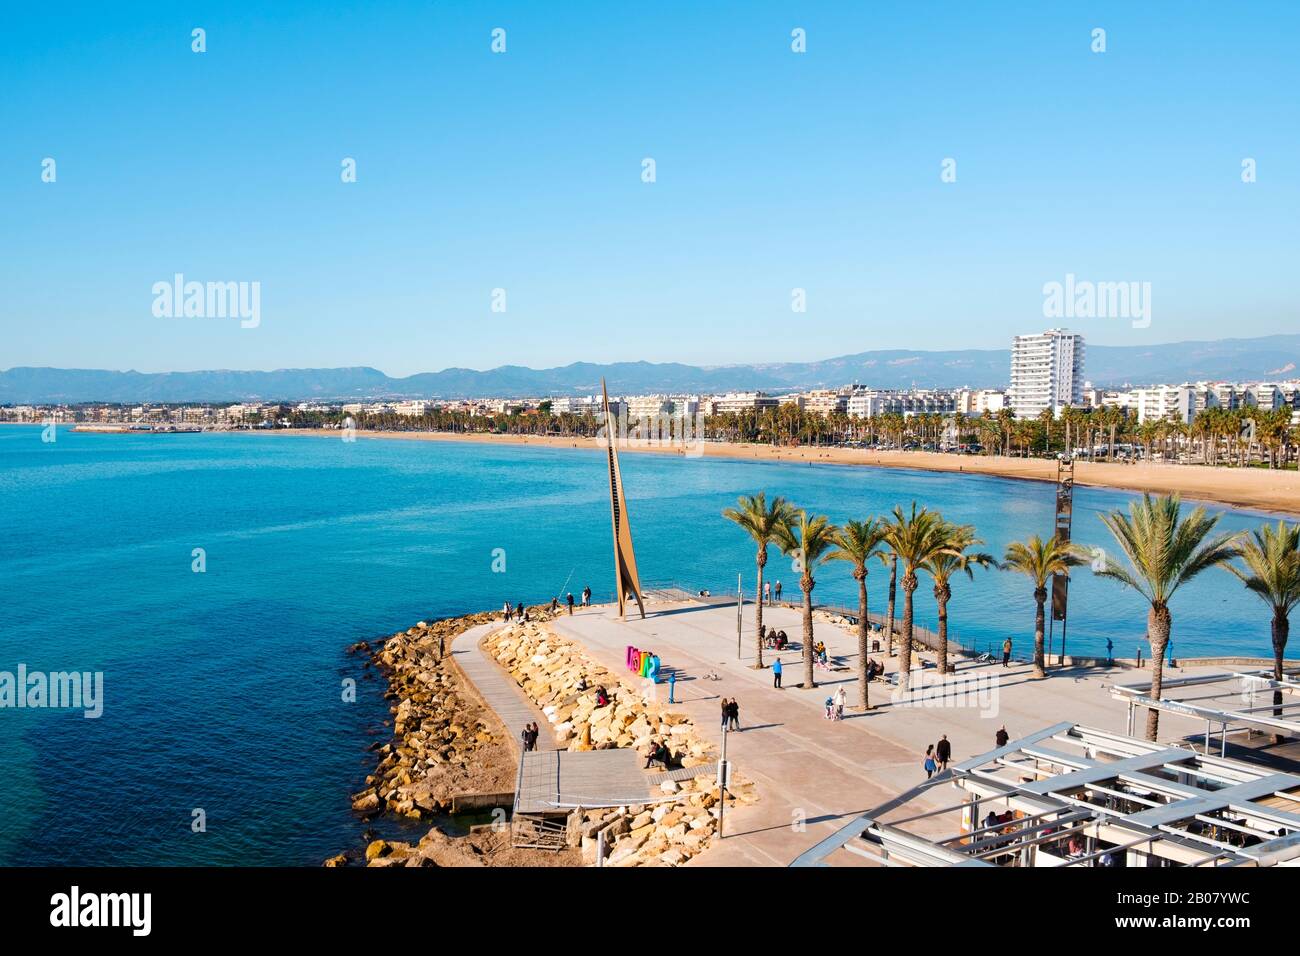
[4,334,1299,404]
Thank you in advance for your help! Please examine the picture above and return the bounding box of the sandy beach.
[262,428,1300,518]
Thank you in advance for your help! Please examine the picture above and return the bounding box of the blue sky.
[2,1,1297,376]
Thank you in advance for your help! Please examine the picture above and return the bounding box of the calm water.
[0,426,1280,865]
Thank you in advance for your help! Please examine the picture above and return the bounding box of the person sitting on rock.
[644,740,672,769]
[594,686,609,708]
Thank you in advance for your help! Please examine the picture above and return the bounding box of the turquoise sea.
[0,426,1280,865]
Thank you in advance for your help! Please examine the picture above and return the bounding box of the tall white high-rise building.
[1008,329,1085,419]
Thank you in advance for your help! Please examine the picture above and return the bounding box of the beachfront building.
[954,388,1006,416]
[846,388,957,420]
[1092,380,1300,426]
[391,401,430,417]
[707,392,781,415]
[792,389,851,416]
[623,395,673,422]
[1130,384,1197,425]
[1008,328,1085,419]
[549,395,624,419]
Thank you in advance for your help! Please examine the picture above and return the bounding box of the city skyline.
[4,329,1300,404]
[4,2,1298,376]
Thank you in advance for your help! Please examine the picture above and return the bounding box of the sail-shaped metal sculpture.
[602,379,645,620]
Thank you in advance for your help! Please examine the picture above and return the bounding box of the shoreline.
[253,427,1300,518]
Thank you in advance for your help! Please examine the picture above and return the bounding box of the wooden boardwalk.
[451,619,696,819]
[516,748,657,813]
[450,622,556,753]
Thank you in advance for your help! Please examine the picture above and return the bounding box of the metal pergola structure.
[1112,669,1300,754]
[791,722,1300,868]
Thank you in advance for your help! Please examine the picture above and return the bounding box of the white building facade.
[1008,329,1085,419]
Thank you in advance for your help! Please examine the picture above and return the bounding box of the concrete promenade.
[450,621,556,753]
[548,599,1237,866]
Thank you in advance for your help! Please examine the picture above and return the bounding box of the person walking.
[772,657,783,689]
[923,744,937,780]
[1001,637,1012,667]
[668,670,676,704]
[995,726,1009,748]
[935,734,952,772]
[566,592,575,615]
[763,581,772,606]
[1106,637,1114,666]
[833,686,847,721]
[437,632,445,660]
[521,723,535,752]
[727,698,740,732]
[720,698,730,731]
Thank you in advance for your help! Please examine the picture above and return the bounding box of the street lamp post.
[718,721,729,839]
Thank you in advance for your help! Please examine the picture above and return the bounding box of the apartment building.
[1007,329,1085,418]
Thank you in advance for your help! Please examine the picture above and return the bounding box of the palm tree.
[879,550,899,655]
[774,510,839,691]
[1227,521,1300,739]
[1002,535,1084,678]
[1088,494,1241,740]
[829,518,890,709]
[884,503,957,692]
[723,493,798,669]
[921,526,995,674]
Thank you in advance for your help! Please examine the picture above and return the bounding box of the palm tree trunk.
[1273,611,1289,742]
[885,554,898,655]
[754,551,766,669]
[1145,605,1172,741]
[857,572,870,710]
[935,589,950,675]
[898,575,916,693]
[801,579,815,690]
[1032,588,1046,679]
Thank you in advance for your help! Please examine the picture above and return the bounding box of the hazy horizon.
[5,330,1299,378]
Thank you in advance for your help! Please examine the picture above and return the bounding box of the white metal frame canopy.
[791,722,1300,868]
[1112,669,1300,753]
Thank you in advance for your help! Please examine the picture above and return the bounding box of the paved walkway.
[548,599,1238,866]
[450,621,556,754]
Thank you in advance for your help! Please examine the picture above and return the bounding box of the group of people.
[520,722,541,752]
[506,586,593,622]
[922,734,953,779]
[719,698,741,732]
[761,580,784,606]
[823,686,847,720]
[760,625,789,650]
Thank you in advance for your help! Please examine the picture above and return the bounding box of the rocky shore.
[486,621,758,866]
[329,609,578,867]
[330,608,757,867]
